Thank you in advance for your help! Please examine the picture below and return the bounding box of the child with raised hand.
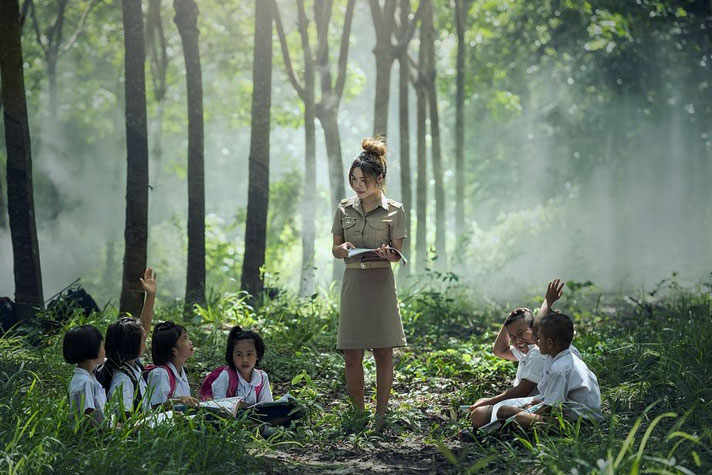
[202,326,273,405]
[468,279,565,428]
[145,321,199,408]
[500,312,602,429]
[63,325,107,425]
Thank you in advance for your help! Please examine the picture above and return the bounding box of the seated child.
[103,316,150,416]
[63,325,107,425]
[469,279,565,428]
[206,326,273,404]
[500,312,603,429]
[145,321,199,408]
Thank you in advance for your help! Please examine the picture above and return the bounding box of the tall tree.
[273,0,317,296]
[146,0,169,186]
[421,0,445,267]
[396,0,417,278]
[174,0,205,307]
[368,0,421,136]
[0,159,7,229]
[412,14,428,271]
[1,0,44,318]
[119,0,150,317]
[241,0,273,298]
[454,0,471,239]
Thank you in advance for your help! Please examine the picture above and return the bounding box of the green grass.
[1,275,711,473]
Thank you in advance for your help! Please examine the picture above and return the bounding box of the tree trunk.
[0,160,8,229]
[119,0,150,317]
[372,50,393,137]
[241,0,273,299]
[415,18,428,271]
[397,2,411,279]
[423,0,446,268]
[454,0,466,239]
[174,0,205,307]
[0,0,44,318]
[147,0,169,196]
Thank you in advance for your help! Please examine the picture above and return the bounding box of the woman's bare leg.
[373,347,394,416]
[344,349,365,411]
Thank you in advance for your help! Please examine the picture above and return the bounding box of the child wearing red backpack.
[145,321,199,408]
[201,326,273,405]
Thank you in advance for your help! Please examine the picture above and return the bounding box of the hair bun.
[361,137,386,158]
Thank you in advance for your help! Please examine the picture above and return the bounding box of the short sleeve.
[256,372,273,403]
[147,368,171,406]
[391,205,407,240]
[108,373,135,412]
[72,379,97,413]
[331,206,343,235]
[541,369,568,406]
[519,351,547,384]
[211,369,230,400]
[510,345,525,362]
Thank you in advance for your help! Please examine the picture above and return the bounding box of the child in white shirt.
[500,312,602,429]
[469,279,565,428]
[208,326,273,405]
[63,325,107,425]
[145,321,199,408]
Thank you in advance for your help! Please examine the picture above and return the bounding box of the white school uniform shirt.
[211,368,273,405]
[538,348,603,422]
[537,344,582,394]
[68,367,107,424]
[107,362,148,413]
[146,362,192,406]
[510,344,548,393]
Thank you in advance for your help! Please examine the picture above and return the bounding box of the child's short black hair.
[539,312,574,348]
[504,307,534,327]
[105,317,143,366]
[225,326,265,369]
[63,325,103,364]
[151,321,186,366]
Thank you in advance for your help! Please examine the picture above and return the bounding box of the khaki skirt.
[337,267,407,350]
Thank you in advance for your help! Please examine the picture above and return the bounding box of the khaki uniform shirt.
[331,194,407,266]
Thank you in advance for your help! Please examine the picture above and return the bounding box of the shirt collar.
[551,348,571,364]
[73,367,93,378]
[351,194,389,213]
[166,361,187,381]
[237,368,262,387]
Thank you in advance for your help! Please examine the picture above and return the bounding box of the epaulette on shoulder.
[340,197,354,207]
[387,198,404,209]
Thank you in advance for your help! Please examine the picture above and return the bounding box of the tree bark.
[414,22,428,271]
[241,0,273,299]
[422,0,446,268]
[273,0,316,296]
[0,160,8,229]
[397,0,412,279]
[147,0,169,191]
[119,0,150,317]
[174,0,205,307]
[454,0,467,239]
[0,0,44,318]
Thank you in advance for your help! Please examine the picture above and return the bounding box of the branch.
[395,0,424,51]
[20,0,32,29]
[368,0,384,37]
[313,0,332,68]
[334,0,355,100]
[272,0,306,100]
[29,0,49,54]
[297,0,316,75]
[60,0,99,55]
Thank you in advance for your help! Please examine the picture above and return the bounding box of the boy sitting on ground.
[469,279,564,428]
[497,312,603,429]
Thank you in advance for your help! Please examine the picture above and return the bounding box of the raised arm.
[493,318,517,361]
[538,279,564,319]
[138,268,157,335]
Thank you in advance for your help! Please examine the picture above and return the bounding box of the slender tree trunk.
[397,0,411,279]
[241,0,273,298]
[0,159,8,229]
[174,0,205,307]
[0,0,44,318]
[415,19,428,271]
[423,0,445,267]
[147,0,169,193]
[454,0,466,239]
[372,50,393,137]
[119,0,150,316]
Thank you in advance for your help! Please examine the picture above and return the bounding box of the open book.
[347,247,408,266]
[478,402,545,434]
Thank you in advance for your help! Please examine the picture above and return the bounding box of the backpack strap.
[145,364,177,400]
[254,370,266,400]
[118,364,143,411]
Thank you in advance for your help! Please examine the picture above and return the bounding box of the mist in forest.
[1,0,710,305]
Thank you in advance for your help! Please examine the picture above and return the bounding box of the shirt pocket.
[342,216,360,243]
[366,220,390,246]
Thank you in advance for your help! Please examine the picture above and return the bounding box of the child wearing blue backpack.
[145,321,199,408]
[200,326,273,404]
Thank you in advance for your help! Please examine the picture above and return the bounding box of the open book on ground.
[347,247,408,266]
[478,402,545,435]
[198,396,244,417]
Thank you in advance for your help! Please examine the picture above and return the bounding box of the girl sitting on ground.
[63,324,107,425]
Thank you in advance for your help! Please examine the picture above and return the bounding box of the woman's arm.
[332,234,354,259]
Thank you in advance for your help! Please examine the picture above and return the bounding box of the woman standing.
[331,137,407,425]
